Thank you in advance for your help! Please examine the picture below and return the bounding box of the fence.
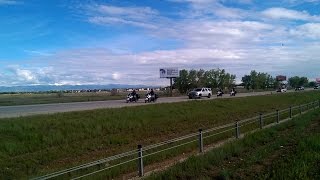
[33,100,320,179]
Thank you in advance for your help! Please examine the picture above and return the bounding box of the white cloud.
[88,16,157,29]
[85,4,159,29]
[94,5,158,19]
[290,23,320,39]
[284,0,320,4]
[2,43,320,86]
[112,72,122,80]
[153,20,277,49]
[15,68,38,82]
[171,0,248,19]
[24,50,53,56]
[262,7,320,21]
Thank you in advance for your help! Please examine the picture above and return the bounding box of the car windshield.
[194,88,202,91]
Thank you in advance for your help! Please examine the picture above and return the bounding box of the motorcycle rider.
[131,89,137,100]
[148,89,156,101]
[217,88,223,96]
[131,89,136,96]
[230,88,235,96]
[149,89,155,96]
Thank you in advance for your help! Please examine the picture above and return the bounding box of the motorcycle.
[217,91,224,97]
[126,93,140,103]
[145,93,158,103]
[230,90,236,96]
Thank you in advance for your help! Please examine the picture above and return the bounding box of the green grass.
[0,92,127,106]
[0,91,319,179]
[148,108,320,179]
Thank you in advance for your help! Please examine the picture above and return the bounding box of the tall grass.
[0,91,319,178]
[148,110,320,179]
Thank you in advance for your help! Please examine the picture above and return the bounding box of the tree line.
[173,69,314,93]
[173,69,236,93]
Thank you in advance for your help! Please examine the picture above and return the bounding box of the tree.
[242,70,275,90]
[250,70,258,90]
[288,76,308,88]
[308,81,316,87]
[242,75,251,90]
[196,69,206,87]
[188,69,198,89]
[174,69,189,94]
[299,77,308,87]
[288,76,300,88]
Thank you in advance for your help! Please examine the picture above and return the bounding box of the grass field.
[0,91,319,178]
[149,108,320,179]
[0,92,125,106]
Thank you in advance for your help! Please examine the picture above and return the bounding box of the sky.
[0,0,320,87]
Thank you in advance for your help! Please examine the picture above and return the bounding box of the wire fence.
[33,100,320,180]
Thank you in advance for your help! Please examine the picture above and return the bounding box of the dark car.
[314,85,319,89]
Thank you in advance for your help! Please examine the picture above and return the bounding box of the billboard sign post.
[160,68,180,96]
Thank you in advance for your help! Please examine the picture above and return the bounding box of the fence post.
[199,129,203,153]
[276,110,279,123]
[235,121,240,139]
[138,145,144,177]
[299,105,302,115]
[289,106,292,118]
[259,113,263,129]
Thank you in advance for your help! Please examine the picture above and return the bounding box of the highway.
[0,90,308,119]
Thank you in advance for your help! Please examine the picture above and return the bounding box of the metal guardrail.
[33,100,320,179]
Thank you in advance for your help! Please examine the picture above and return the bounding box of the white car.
[276,88,287,92]
[188,87,212,99]
[295,86,304,91]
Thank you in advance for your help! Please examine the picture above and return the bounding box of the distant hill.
[0,84,155,93]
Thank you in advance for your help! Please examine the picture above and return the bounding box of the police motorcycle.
[126,92,140,103]
[217,89,224,97]
[145,93,158,103]
[230,89,237,96]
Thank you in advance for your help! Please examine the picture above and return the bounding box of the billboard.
[160,68,180,78]
[316,78,320,83]
[276,75,286,81]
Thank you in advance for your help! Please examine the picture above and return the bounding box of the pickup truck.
[188,88,212,99]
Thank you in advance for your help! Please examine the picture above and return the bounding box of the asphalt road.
[0,89,308,119]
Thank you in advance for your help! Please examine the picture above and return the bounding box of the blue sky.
[0,0,320,86]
